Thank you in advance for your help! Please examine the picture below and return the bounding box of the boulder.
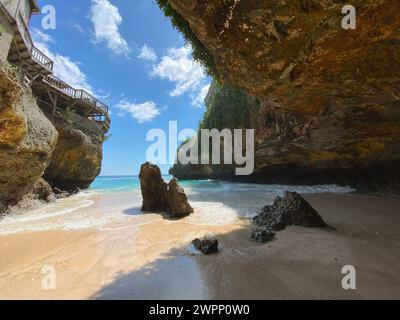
[167,178,194,218]
[139,162,169,212]
[253,192,329,232]
[139,163,194,218]
[32,178,53,202]
[44,115,104,190]
[192,238,219,255]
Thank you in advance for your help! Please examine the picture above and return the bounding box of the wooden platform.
[32,74,111,132]
[1,0,110,132]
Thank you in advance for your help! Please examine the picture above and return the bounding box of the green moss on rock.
[201,81,260,130]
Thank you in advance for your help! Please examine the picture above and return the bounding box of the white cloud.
[115,100,161,123]
[31,28,55,44]
[151,45,210,106]
[31,28,93,93]
[191,83,211,108]
[138,44,157,62]
[72,23,85,34]
[89,0,130,56]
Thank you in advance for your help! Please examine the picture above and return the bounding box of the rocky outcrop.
[0,63,58,211]
[167,178,194,218]
[161,0,400,192]
[43,114,104,191]
[139,162,193,218]
[139,162,169,212]
[253,192,329,239]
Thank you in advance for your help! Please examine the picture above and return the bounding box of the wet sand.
[0,193,399,300]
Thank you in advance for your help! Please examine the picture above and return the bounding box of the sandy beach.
[0,189,399,300]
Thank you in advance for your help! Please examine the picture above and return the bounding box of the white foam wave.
[185,201,240,226]
[0,198,95,235]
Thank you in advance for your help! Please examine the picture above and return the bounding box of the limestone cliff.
[0,63,58,210]
[0,61,107,213]
[162,0,400,191]
[43,113,104,191]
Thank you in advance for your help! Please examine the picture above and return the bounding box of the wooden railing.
[1,1,54,71]
[31,46,54,70]
[43,74,109,115]
[75,89,108,114]
[44,74,75,97]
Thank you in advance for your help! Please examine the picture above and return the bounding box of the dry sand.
[0,193,399,300]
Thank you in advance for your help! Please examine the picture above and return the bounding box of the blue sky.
[30,0,211,175]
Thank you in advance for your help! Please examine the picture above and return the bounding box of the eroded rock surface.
[32,178,54,202]
[192,238,219,255]
[139,162,169,212]
[44,115,103,191]
[167,178,194,218]
[162,0,400,191]
[0,64,58,211]
[253,192,329,233]
[251,228,276,243]
[139,163,193,218]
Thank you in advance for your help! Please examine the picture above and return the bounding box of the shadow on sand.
[90,221,359,300]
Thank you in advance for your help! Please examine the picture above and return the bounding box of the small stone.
[251,228,275,243]
[192,238,219,255]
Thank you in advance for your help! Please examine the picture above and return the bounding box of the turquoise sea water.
[90,175,355,195]
[0,176,354,235]
[89,175,207,192]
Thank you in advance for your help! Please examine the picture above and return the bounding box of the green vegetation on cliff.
[200,82,260,130]
[156,0,217,77]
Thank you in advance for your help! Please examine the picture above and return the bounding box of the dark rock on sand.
[251,228,276,243]
[192,238,219,255]
[167,178,194,218]
[254,192,329,232]
[139,162,169,212]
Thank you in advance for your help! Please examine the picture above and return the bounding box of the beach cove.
[0,177,399,300]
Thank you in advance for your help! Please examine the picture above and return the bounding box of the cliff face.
[0,64,58,210]
[165,0,400,191]
[0,62,107,213]
[44,114,104,190]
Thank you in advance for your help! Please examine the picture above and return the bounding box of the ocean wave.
[185,201,241,226]
[0,198,95,235]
